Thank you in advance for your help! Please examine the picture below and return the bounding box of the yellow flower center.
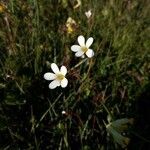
[67,26,73,34]
[81,46,88,52]
[0,4,5,13]
[0,6,4,12]
[56,74,64,81]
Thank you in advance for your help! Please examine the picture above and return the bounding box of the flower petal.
[71,45,81,52]
[75,50,84,57]
[61,78,68,88]
[85,49,94,58]
[51,63,59,74]
[86,37,93,48]
[78,35,85,47]
[85,10,92,18]
[49,79,60,89]
[60,66,67,76]
[44,72,56,80]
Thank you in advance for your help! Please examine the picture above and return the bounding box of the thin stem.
[70,58,88,71]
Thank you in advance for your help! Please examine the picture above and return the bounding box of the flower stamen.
[81,46,88,52]
[56,74,64,80]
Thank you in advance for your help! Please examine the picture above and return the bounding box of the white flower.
[85,10,92,19]
[71,35,94,58]
[44,63,68,89]
[62,111,66,115]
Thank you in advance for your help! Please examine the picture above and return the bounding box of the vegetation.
[0,0,149,149]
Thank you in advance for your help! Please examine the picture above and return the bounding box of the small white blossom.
[62,111,66,115]
[85,10,92,19]
[71,35,94,58]
[44,63,68,89]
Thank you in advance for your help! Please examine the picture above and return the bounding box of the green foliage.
[0,0,149,149]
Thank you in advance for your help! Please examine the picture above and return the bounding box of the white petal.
[49,80,60,89]
[78,35,85,47]
[44,72,56,80]
[61,78,68,88]
[75,50,84,57]
[71,45,81,52]
[86,37,93,48]
[51,63,59,74]
[85,49,94,58]
[85,10,92,18]
[60,66,67,76]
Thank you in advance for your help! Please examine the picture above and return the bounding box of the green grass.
[0,0,150,149]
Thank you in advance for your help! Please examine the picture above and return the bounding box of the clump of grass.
[0,0,149,149]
